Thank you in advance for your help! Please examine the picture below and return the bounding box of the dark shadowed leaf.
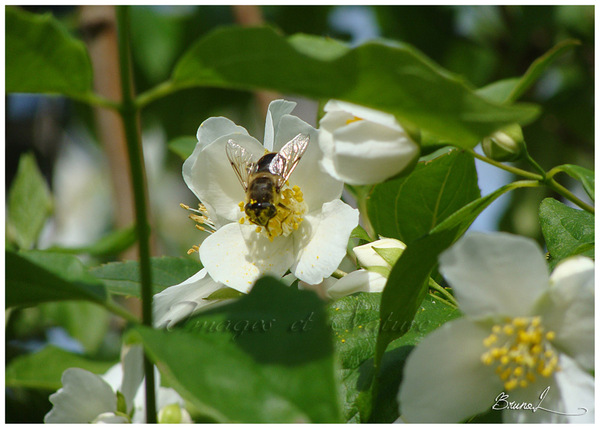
[127,277,342,423]
[6,251,108,309]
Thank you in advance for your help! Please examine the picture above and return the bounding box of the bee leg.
[264,221,272,238]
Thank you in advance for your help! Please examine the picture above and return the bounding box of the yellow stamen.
[481,316,560,391]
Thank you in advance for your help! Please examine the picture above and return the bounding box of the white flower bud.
[318,100,420,185]
[353,238,406,271]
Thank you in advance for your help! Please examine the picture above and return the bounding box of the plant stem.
[115,6,157,423]
[135,80,179,110]
[427,292,456,309]
[466,148,544,181]
[428,277,458,307]
[468,148,594,213]
[524,150,547,178]
[77,92,121,111]
[546,178,595,214]
[104,299,139,324]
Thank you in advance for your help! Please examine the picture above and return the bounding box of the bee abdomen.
[247,175,277,204]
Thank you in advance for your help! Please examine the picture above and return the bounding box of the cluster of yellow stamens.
[481,316,560,391]
[238,185,307,241]
[180,203,216,254]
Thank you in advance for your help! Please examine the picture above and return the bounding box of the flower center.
[481,316,560,391]
[238,185,307,241]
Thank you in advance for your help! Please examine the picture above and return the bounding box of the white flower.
[153,268,231,329]
[398,232,594,423]
[184,99,359,293]
[318,100,419,185]
[44,345,191,423]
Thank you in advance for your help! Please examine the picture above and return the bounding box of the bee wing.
[226,139,256,191]
[269,133,310,188]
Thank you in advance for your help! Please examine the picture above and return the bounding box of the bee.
[226,133,309,235]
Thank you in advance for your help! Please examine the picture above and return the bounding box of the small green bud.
[158,403,183,424]
[481,124,526,162]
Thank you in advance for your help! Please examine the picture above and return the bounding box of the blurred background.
[5,5,594,422]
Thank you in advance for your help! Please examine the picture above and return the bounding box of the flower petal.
[44,368,117,423]
[100,362,123,392]
[264,99,297,151]
[184,133,265,226]
[119,344,145,414]
[553,353,594,423]
[153,268,228,329]
[274,114,344,211]
[321,120,419,185]
[291,199,359,285]
[200,222,295,293]
[438,232,549,319]
[398,318,500,422]
[195,116,249,147]
[538,256,594,370]
[502,353,594,423]
[323,99,402,130]
[92,412,129,423]
[324,269,387,300]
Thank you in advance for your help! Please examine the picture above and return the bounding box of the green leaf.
[370,296,461,423]
[6,345,115,391]
[371,247,404,267]
[6,250,108,308]
[90,257,203,297]
[539,198,594,268]
[168,136,197,160]
[328,293,459,422]
[506,39,581,103]
[45,225,136,257]
[350,225,372,243]
[128,277,342,423]
[171,26,539,147]
[371,181,532,373]
[476,39,580,104]
[7,153,52,250]
[6,7,93,97]
[475,77,520,104]
[552,164,595,202]
[204,287,244,301]
[367,150,480,244]
[374,227,458,373]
